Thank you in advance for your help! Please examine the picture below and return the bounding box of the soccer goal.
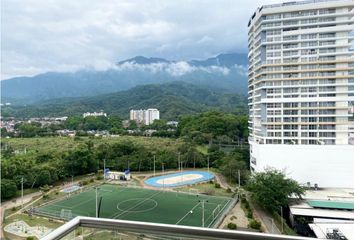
[60,209,73,220]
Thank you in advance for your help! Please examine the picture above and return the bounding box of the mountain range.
[1,53,248,104]
[2,82,247,120]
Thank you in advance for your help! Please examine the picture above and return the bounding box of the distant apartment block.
[83,111,107,118]
[248,0,354,187]
[130,108,160,125]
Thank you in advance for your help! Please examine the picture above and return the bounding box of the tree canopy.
[246,169,305,212]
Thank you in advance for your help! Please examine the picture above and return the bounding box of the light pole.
[178,152,181,172]
[207,156,210,173]
[199,200,208,227]
[21,177,24,209]
[238,170,241,188]
[103,158,106,182]
[153,155,156,176]
[162,163,165,190]
[95,187,100,218]
[280,206,284,233]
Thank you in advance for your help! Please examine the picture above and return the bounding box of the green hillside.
[3,82,247,119]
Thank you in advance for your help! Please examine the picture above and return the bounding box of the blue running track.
[144,171,214,187]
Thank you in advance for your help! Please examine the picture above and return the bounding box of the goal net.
[60,209,73,220]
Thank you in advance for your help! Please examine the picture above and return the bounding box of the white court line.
[175,202,201,225]
[111,190,162,219]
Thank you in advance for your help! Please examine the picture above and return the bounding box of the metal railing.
[42,216,317,240]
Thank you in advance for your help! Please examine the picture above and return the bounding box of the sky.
[1,0,286,79]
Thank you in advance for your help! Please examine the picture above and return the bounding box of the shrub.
[26,237,35,240]
[11,207,17,212]
[205,188,215,195]
[214,183,221,188]
[247,210,253,219]
[226,188,232,193]
[89,178,94,183]
[227,222,237,230]
[249,219,261,230]
[81,180,89,186]
[244,202,250,210]
[96,175,103,180]
[43,194,49,200]
[40,184,51,192]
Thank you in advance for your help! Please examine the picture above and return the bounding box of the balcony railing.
[42,216,316,240]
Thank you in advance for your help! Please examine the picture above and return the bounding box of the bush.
[96,175,103,180]
[227,222,237,230]
[244,202,250,210]
[40,184,51,192]
[214,183,221,188]
[247,210,253,219]
[226,188,232,193]
[205,188,215,195]
[89,178,94,183]
[26,237,35,240]
[43,194,49,200]
[248,219,261,230]
[81,180,89,186]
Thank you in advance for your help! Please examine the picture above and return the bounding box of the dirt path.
[219,201,249,229]
[251,202,281,234]
[1,192,42,210]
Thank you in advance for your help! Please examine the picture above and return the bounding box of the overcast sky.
[2,0,287,79]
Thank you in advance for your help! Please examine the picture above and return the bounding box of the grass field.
[2,136,181,154]
[35,184,234,227]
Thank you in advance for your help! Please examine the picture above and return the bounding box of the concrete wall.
[250,142,354,188]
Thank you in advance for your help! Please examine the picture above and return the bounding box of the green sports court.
[35,184,235,228]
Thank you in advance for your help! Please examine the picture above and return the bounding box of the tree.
[1,179,17,200]
[246,169,305,212]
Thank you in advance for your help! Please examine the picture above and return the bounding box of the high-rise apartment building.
[248,0,354,187]
[130,108,160,125]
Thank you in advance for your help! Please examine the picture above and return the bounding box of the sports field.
[35,184,234,227]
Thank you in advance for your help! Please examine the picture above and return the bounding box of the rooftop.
[308,200,354,210]
[263,0,341,9]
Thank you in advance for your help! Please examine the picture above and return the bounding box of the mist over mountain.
[1,53,248,104]
[3,82,247,120]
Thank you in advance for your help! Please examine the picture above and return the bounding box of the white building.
[130,108,160,125]
[248,0,354,188]
[144,108,160,125]
[83,111,107,118]
[130,109,145,123]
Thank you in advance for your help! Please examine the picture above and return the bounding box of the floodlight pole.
[280,206,284,233]
[207,156,210,173]
[95,187,99,218]
[238,170,241,188]
[153,155,156,176]
[200,200,208,227]
[21,177,24,209]
[103,158,106,182]
[178,152,181,172]
[162,163,165,189]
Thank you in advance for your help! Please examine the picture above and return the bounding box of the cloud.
[114,61,235,77]
[1,0,285,79]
